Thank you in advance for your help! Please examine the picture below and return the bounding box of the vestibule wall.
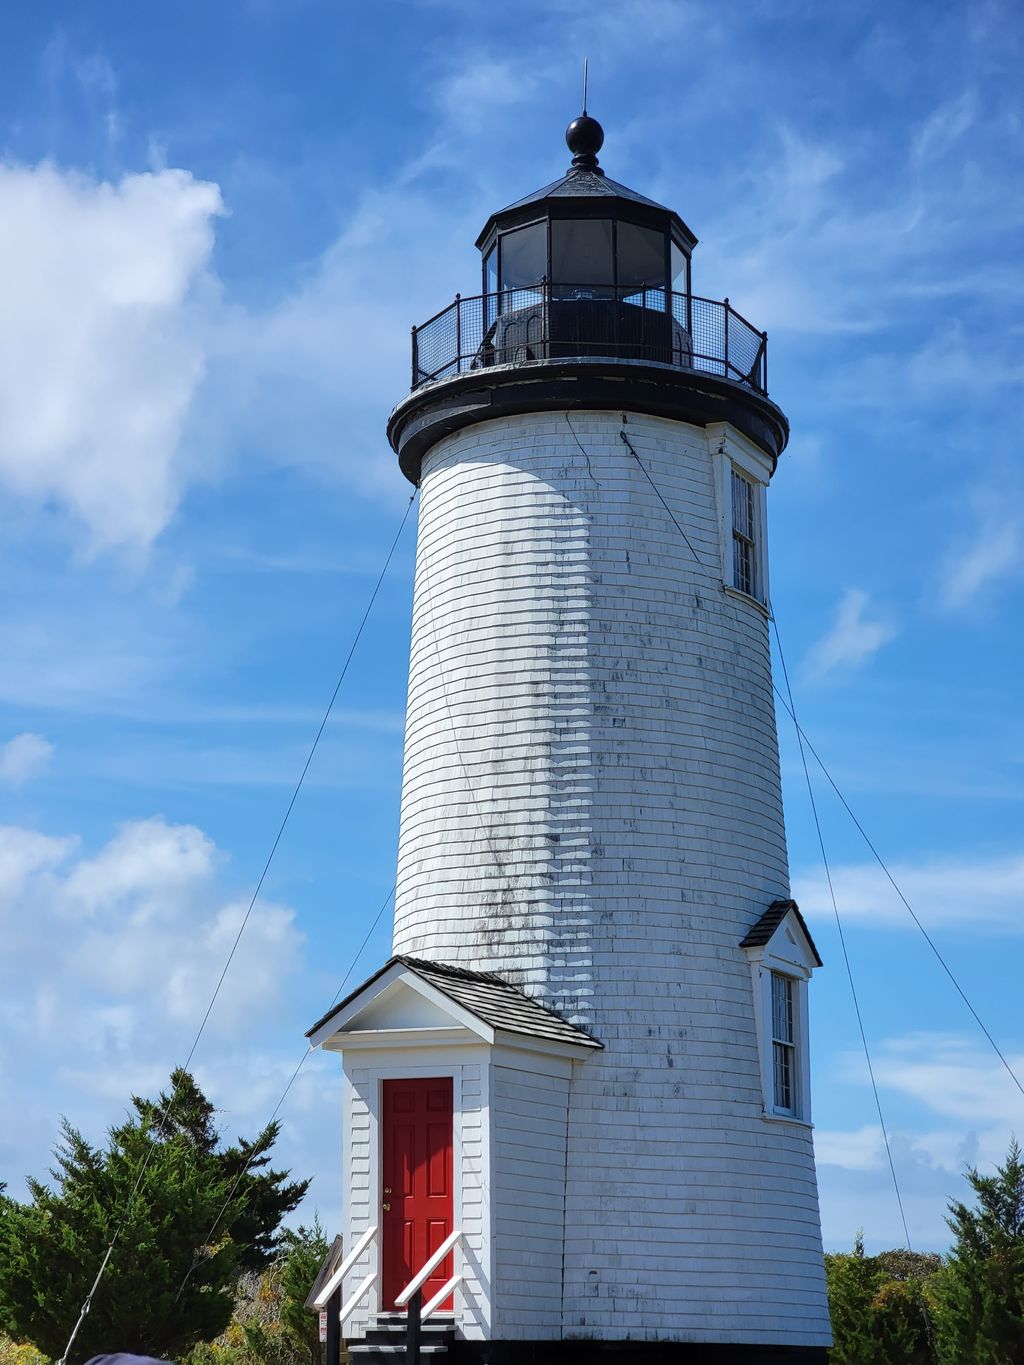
[334,1033,592,1345]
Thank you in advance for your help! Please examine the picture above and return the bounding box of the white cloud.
[0,825,76,903]
[0,162,223,550]
[815,1033,1024,1249]
[803,588,896,681]
[64,816,217,919]
[0,732,54,783]
[0,816,301,1034]
[795,848,1024,932]
[940,500,1021,612]
[0,815,335,1215]
[913,90,977,163]
[819,1036,1024,1167]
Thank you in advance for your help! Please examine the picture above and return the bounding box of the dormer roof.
[740,898,823,969]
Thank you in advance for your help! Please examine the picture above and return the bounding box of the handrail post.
[454,293,462,374]
[325,1283,341,1365]
[406,1287,422,1365]
[761,330,768,392]
[723,297,730,379]
[411,325,418,389]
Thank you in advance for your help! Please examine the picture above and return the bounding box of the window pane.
[733,536,754,597]
[771,973,793,1043]
[617,222,666,290]
[732,469,755,539]
[671,242,689,295]
[484,246,498,327]
[551,219,614,292]
[773,1040,793,1110]
[500,223,546,291]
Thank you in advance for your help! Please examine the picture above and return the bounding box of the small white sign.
[319,1310,328,1343]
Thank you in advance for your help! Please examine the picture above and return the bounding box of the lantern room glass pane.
[671,241,689,295]
[551,219,614,295]
[617,222,666,290]
[484,245,498,326]
[499,222,546,293]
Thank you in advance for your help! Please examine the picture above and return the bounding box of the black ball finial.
[566,113,604,174]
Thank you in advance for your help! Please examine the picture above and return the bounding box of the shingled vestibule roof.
[306,954,603,1051]
[740,898,823,968]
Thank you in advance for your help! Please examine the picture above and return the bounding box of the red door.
[381,1077,454,1311]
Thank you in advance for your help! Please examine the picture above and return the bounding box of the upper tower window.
[731,468,757,598]
[771,972,796,1113]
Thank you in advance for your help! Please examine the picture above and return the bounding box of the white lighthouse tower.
[308,112,831,1363]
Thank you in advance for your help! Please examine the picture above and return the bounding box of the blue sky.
[0,0,1022,1257]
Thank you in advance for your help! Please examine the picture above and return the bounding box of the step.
[349,1345,449,1357]
[363,1329,453,1345]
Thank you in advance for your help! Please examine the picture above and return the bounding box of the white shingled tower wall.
[391,407,832,1348]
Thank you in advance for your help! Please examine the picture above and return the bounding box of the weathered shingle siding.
[491,1063,570,1340]
[392,410,830,1345]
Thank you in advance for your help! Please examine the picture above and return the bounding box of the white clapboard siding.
[491,1063,570,1340]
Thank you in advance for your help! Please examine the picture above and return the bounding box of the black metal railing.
[410,284,768,394]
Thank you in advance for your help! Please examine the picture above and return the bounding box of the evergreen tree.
[0,1071,309,1364]
[825,1233,939,1365]
[131,1069,309,1271]
[934,1138,1024,1365]
[277,1223,329,1365]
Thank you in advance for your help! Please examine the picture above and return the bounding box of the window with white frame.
[771,972,797,1114]
[731,467,758,598]
[740,903,819,1124]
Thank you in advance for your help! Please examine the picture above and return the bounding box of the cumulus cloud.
[0,732,54,783]
[0,816,301,1035]
[0,814,344,1214]
[0,162,223,550]
[795,849,1024,932]
[803,588,896,681]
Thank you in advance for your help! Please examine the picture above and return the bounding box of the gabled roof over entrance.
[306,955,603,1053]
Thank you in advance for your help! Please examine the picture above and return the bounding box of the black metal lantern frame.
[478,200,694,313]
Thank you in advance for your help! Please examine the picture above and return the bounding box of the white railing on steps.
[395,1228,463,1322]
[314,1223,463,1339]
[312,1224,379,1328]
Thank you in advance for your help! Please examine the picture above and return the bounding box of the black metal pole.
[762,330,768,391]
[454,293,462,373]
[325,1285,341,1365]
[723,297,730,379]
[411,325,418,389]
[406,1288,422,1365]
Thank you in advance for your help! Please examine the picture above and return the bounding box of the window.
[731,468,757,597]
[740,899,820,1124]
[617,222,666,292]
[550,219,614,294]
[771,973,796,1113]
[499,223,546,293]
[484,245,498,328]
[670,241,689,296]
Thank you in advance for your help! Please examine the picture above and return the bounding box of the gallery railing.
[410,284,768,394]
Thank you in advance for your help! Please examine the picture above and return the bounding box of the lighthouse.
[307,112,831,1362]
